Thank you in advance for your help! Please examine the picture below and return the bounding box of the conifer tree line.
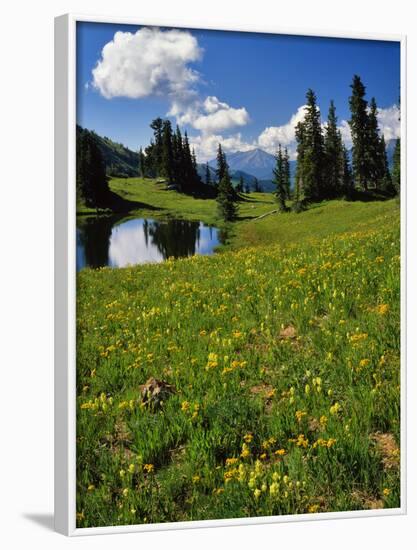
[292,75,399,204]
[139,117,202,193]
[76,127,109,207]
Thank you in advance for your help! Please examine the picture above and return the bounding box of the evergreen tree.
[295,89,324,201]
[149,117,164,175]
[161,120,174,183]
[342,145,354,197]
[283,147,291,199]
[76,129,109,207]
[173,125,185,188]
[324,100,344,197]
[138,147,146,178]
[245,183,251,194]
[183,131,195,190]
[215,143,227,185]
[348,75,370,190]
[392,138,401,194]
[205,162,212,185]
[294,121,305,202]
[379,136,395,194]
[216,148,238,221]
[191,148,198,172]
[273,144,287,211]
[254,177,260,193]
[367,97,385,189]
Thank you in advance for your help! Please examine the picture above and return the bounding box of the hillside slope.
[77,125,138,177]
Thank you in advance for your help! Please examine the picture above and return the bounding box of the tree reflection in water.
[76,216,220,270]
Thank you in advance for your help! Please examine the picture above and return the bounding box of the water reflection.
[76,216,220,271]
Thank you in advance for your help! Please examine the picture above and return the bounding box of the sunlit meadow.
[76,198,400,527]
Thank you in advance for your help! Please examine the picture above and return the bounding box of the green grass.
[76,195,400,527]
[77,177,276,225]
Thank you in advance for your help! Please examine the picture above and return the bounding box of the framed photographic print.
[54,14,406,536]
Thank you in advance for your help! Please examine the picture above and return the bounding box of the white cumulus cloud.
[169,95,249,134]
[377,105,401,141]
[92,27,202,99]
[92,28,250,139]
[257,106,307,159]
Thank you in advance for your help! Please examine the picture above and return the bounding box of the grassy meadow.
[76,181,400,527]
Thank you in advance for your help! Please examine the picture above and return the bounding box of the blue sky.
[76,21,400,161]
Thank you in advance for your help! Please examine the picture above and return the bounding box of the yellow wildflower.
[295,410,307,422]
[308,504,320,513]
[329,402,341,416]
[241,443,251,458]
[376,304,389,315]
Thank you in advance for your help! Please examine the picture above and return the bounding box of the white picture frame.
[54,13,407,536]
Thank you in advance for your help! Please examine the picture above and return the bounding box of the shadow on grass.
[105,190,164,213]
[237,193,274,204]
[346,189,395,202]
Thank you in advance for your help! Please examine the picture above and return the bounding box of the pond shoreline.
[76,215,222,271]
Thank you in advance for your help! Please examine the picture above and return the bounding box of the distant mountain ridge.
[209,148,276,180]
[208,147,297,191]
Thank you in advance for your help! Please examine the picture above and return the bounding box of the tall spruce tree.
[295,89,324,201]
[205,162,212,185]
[348,75,370,190]
[215,144,227,185]
[273,144,287,211]
[76,129,109,207]
[183,131,195,190]
[283,147,291,199]
[173,125,185,188]
[294,121,306,202]
[216,148,238,221]
[161,120,174,183]
[379,135,395,194]
[342,144,354,197]
[324,100,344,197]
[367,97,384,189]
[149,117,164,175]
